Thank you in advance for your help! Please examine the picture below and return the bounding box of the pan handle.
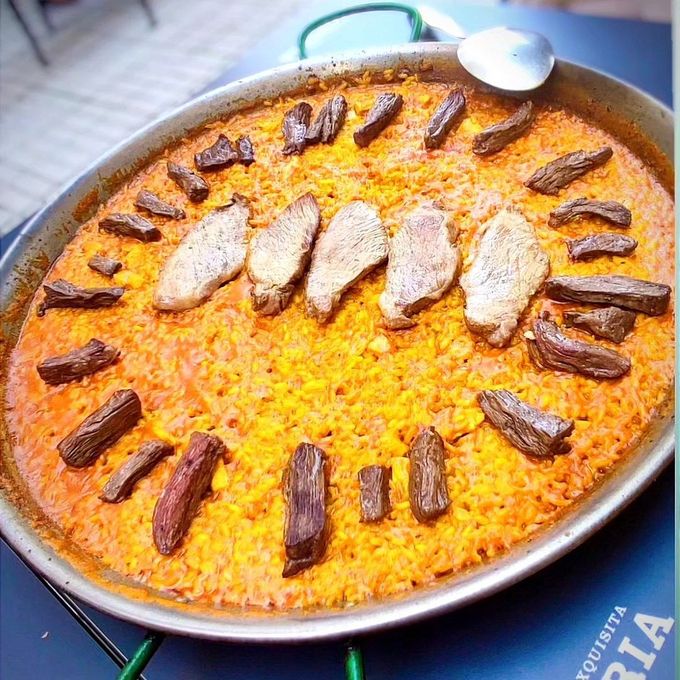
[297,3,424,60]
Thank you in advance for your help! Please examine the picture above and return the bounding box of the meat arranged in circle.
[153,194,251,311]
[379,202,460,329]
[460,208,550,347]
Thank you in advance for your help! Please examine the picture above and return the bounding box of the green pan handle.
[298,3,424,60]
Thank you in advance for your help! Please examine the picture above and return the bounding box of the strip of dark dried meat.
[101,440,174,503]
[99,213,161,242]
[88,255,122,277]
[38,279,124,316]
[236,135,255,165]
[282,102,312,155]
[306,95,348,145]
[478,389,574,457]
[353,93,403,148]
[424,88,466,149]
[408,427,450,523]
[563,307,636,344]
[566,233,637,261]
[358,465,391,523]
[57,389,142,468]
[152,432,226,555]
[472,101,534,156]
[134,190,185,219]
[167,161,209,202]
[194,134,239,171]
[527,314,631,379]
[545,275,671,316]
[525,147,613,195]
[37,338,120,385]
[283,443,328,577]
[549,198,631,228]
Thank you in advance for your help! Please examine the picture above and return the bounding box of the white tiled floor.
[0,0,305,236]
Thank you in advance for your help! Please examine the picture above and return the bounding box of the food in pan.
[566,233,638,261]
[4,76,673,611]
[548,198,631,228]
[472,100,534,156]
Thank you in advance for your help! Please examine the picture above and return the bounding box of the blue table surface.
[0,3,674,679]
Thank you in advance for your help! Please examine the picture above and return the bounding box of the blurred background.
[0,0,671,236]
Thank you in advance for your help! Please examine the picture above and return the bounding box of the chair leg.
[138,0,157,27]
[6,0,49,66]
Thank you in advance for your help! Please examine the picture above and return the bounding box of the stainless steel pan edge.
[0,43,674,642]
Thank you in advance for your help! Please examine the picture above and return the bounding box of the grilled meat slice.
[283,443,328,577]
[563,307,636,344]
[88,255,122,277]
[305,201,388,322]
[566,233,637,261]
[236,135,255,165]
[472,101,534,156]
[247,193,321,315]
[38,279,124,316]
[58,389,142,468]
[353,93,403,147]
[194,134,238,172]
[101,440,174,503]
[408,427,450,523]
[545,275,671,316]
[134,190,185,219]
[359,465,391,523]
[424,88,466,149]
[306,95,348,145]
[478,389,574,457]
[167,161,209,202]
[379,202,460,329]
[525,147,613,195]
[153,194,250,311]
[527,314,631,379]
[460,208,550,347]
[99,213,161,242]
[37,338,120,385]
[549,198,631,228]
[282,102,312,155]
[153,433,225,555]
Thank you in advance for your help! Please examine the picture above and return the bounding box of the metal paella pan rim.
[0,43,674,642]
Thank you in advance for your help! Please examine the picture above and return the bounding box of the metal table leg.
[6,0,49,66]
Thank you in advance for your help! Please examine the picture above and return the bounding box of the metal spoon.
[419,7,555,91]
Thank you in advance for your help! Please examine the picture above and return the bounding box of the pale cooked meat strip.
[379,202,460,329]
[460,207,550,347]
[305,201,388,322]
[247,193,321,315]
[153,194,250,311]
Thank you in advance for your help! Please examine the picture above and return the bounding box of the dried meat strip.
[472,101,534,156]
[282,102,312,156]
[566,233,637,261]
[134,190,185,219]
[99,213,161,242]
[408,427,450,523]
[306,95,348,145]
[194,134,239,171]
[527,314,631,380]
[152,432,226,554]
[424,88,466,149]
[545,275,671,316]
[282,443,328,577]
[57,389,142,468]
[88,255,122,277]
[563,307,636,344]
[478,389,574,457]
[167,161,209,203]
[38,279,124,316]
[37,338,120,385]
[359,465,391,523]
[525,147,613,195]
[353,93,403,148]
[549,198,631,228]
[101,440,174,503]
[236,135,255,165]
